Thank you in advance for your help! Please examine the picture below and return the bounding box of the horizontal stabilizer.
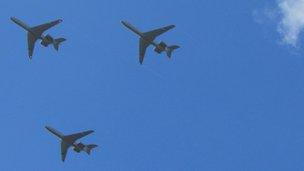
[84,144,98,155]
[53,38,66,51]
[166,45,180,58]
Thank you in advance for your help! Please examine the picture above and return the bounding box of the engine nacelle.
[73,147,81,153]
[73,142,85,153]
[154,41,167,54]
[41,34,54,47]
[77,143,85,149]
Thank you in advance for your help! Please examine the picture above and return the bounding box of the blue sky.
[0,0,304,170]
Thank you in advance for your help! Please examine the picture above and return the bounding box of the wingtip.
[121,20,128,26]
[10,17,18,23]
[45,126,51,131]
[139,57,144,65]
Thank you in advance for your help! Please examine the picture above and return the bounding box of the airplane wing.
[61,141,70,162]
[64,130,94,143]
[143,25,175,41]
[139,38,150,64]
[31,19,63,37]
[27,32,37,59]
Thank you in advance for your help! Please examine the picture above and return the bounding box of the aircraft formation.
[11,17,179,64]
[9,17,180,162]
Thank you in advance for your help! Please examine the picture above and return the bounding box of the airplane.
[45,126,98,162]
[121,21,180,64]
[11,17,66,59]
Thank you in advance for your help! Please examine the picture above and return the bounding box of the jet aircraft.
[11,17,66,59]
[45,126,98,162]
[121,21,180,64]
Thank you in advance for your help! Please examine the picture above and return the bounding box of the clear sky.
[0,0,304,170]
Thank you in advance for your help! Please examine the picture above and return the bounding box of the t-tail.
[83,144,98,155]
[166,45,180,58]
[53,38,66,51]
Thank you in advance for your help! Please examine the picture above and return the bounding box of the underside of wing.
[27,33,37,59]
[64,130,94,143]
[31,19,62,37]
[143,25,175,41]
[61,141,70,162]
[139,38,150,64]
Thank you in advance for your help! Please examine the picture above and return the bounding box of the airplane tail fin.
[166,45,180,58]
[83,144,98,155]
[53,38,66,51]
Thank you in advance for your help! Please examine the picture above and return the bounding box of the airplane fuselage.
[122,20,179,62]
[121,21,172,55]
[46,126,95,154]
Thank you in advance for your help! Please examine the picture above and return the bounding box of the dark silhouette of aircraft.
[46,126,98,162]
[11,17,66,59]
[122,21,179,64]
